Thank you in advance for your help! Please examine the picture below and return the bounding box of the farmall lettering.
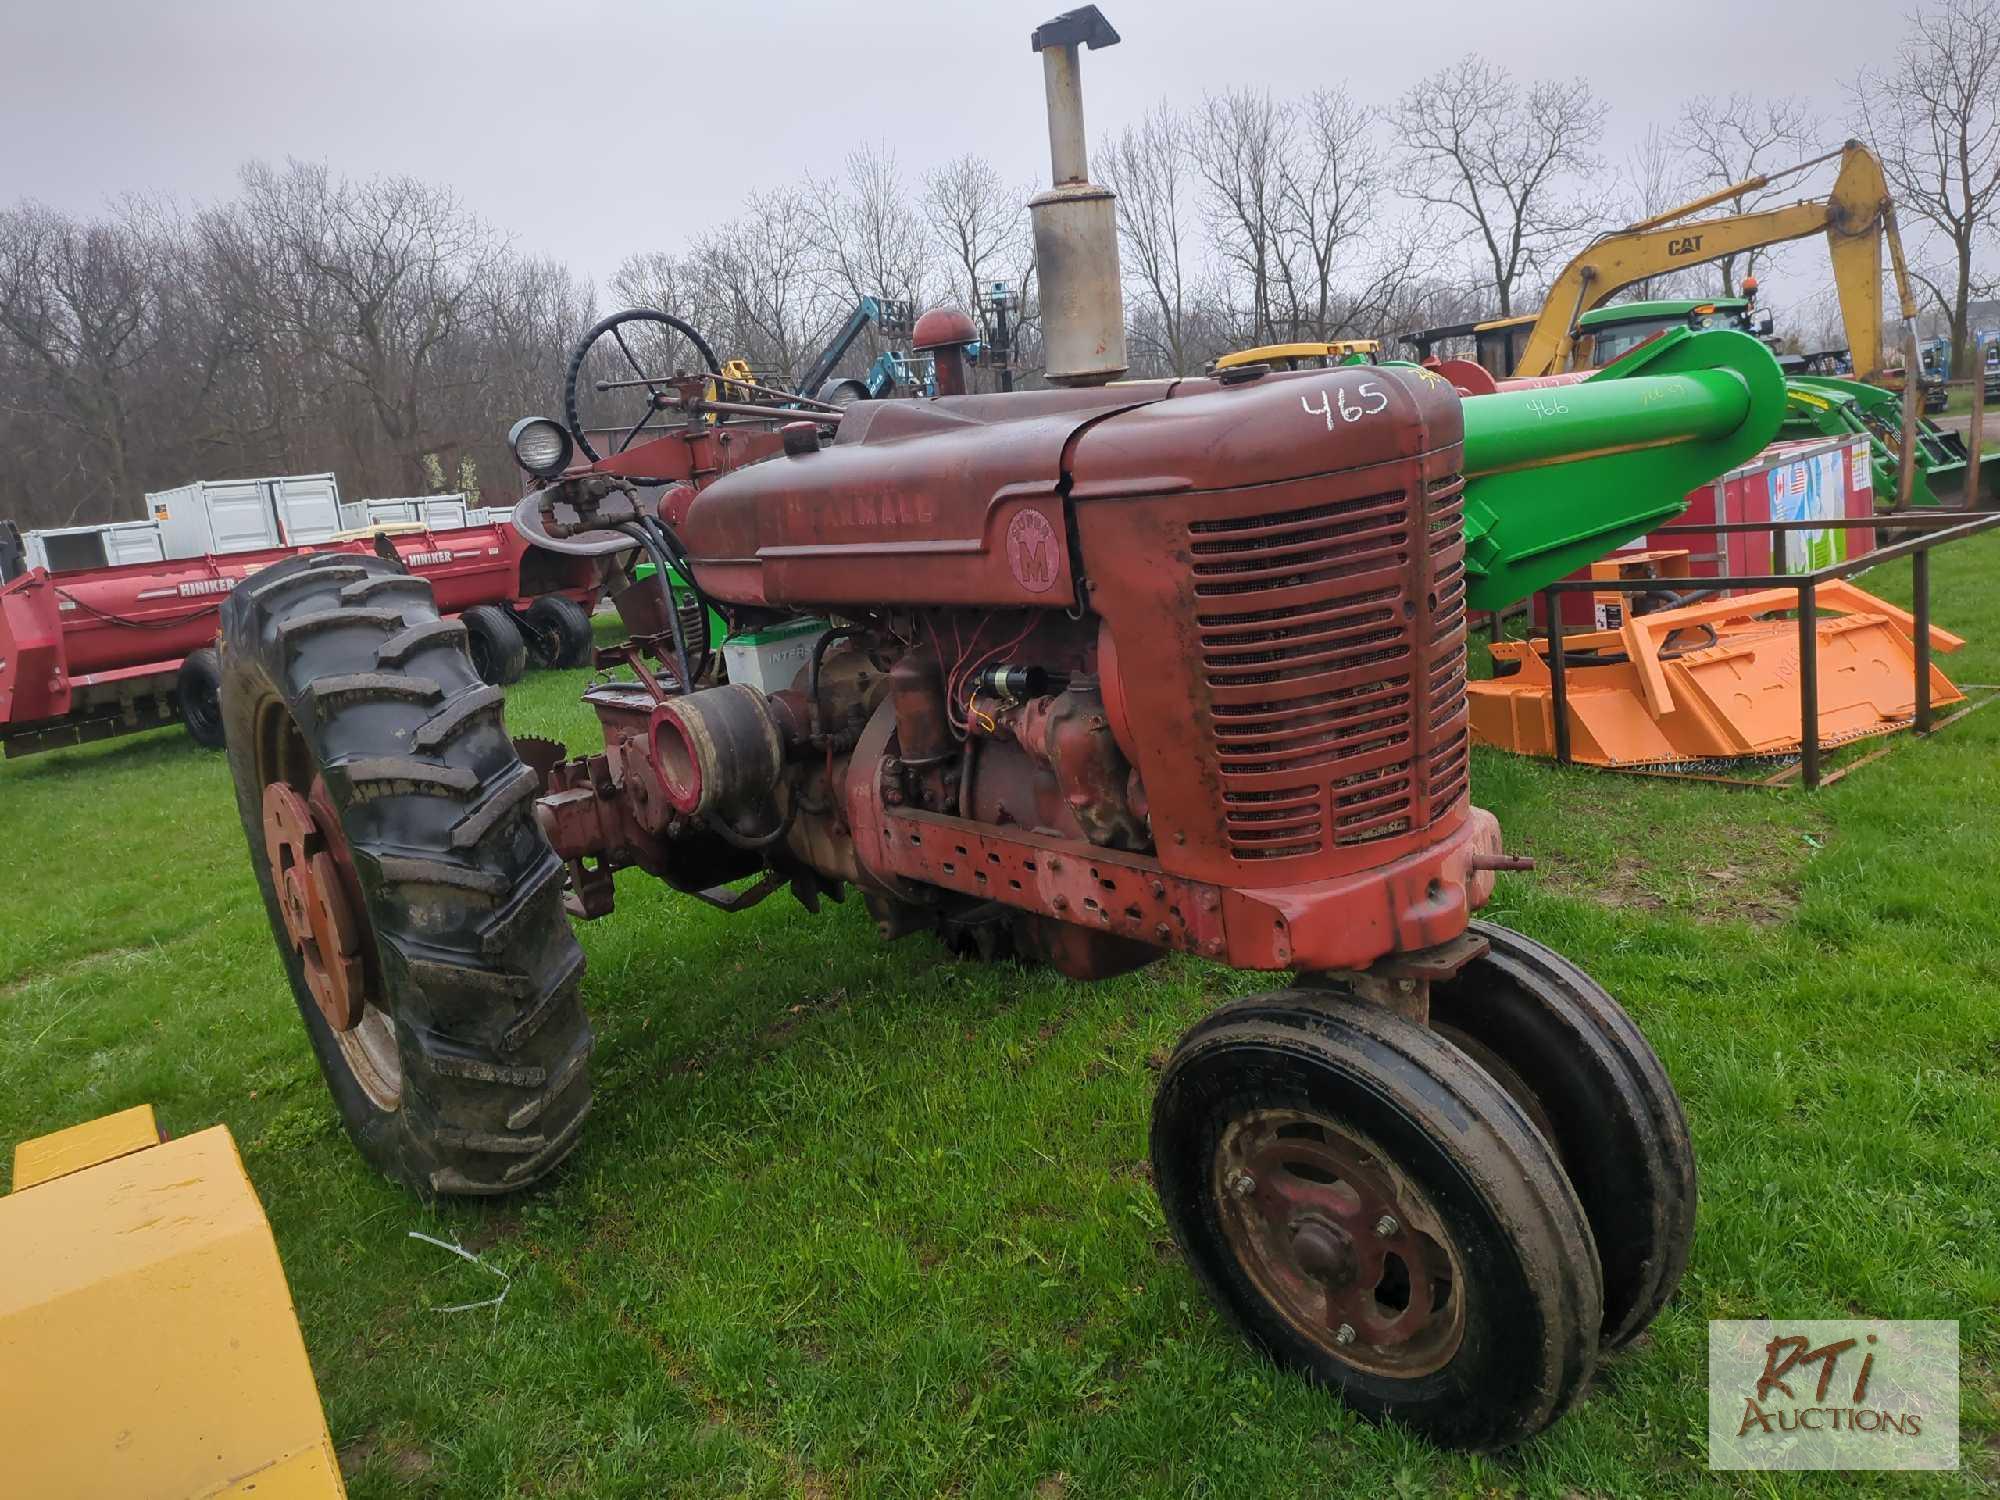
[1669,233,1706,256]
[801,491,939,533]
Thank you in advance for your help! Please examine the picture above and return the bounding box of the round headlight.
[508,416,573,478]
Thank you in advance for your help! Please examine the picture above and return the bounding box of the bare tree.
[1672,92,1822,293]
[1853,0,2000,374]
[1395,56,1608,316]
[1270,88,1383,341]
[1192,90,1290,342]
[0,203,166,511]
[1102,103,1197,375]
[1611,125,1710,302]
[807,145,936,322]
[235,160,502,488]
[924,155,1029,313]
[697,190,825,383]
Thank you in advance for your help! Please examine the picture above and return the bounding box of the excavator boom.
[1515,142,1911,382]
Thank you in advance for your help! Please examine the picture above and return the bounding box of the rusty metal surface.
[1072,366,1471,892]
[546,344,1512,983]
[262,780,364,1032]
[1217,1109,1465,1375]
[878,807,1225,954]
[675,391,1147,609]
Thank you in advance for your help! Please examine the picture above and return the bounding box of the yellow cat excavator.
[1399,141,1972,508]
[1509,140,1919,381]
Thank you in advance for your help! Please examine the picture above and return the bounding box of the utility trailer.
[0,521,613,759]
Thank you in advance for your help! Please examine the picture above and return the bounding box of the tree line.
[2,0,1993,533]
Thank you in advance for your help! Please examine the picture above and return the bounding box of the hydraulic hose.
[615,522,696,691]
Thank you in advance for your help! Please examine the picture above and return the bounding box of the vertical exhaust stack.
[1029,7,1127,386]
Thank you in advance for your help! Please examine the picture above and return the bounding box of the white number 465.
[1300,381,1389,429]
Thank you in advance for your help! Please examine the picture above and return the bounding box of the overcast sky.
[0,0,1909,306]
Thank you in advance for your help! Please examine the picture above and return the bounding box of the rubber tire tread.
[1152,989,1602,1451]
[461,604,528,686]
[218,551,592,1197]
[1430,921,1696,1349]
[178,645,225,749]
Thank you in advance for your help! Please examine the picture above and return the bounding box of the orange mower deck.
[1470,581,1964,767]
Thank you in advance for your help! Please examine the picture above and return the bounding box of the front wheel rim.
[1214,1109,1465,1377]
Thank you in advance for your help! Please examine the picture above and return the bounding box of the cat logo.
[1668,233,1705,257]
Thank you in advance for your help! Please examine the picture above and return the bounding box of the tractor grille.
[1193,473,1469,862]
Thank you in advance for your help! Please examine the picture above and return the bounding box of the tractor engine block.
[532,363,1508,982]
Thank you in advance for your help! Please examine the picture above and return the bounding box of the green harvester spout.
[1454,327,1789,611]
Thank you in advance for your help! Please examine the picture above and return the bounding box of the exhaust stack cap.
[1029,6,1128,387]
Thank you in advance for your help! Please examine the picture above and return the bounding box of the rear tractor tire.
[1151,990,1603,1451]
[521,594,595,671]
[461,603,528,686]
[218,552,592,1196]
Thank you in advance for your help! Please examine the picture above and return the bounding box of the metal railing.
[1526,510,2000,788]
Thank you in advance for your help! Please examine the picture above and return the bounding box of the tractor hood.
[676,367,1459,613]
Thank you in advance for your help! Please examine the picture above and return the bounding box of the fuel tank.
[678,387,1156,609]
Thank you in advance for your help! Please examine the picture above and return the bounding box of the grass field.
[4,537,1999,1498]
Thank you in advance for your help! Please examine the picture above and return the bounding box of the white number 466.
[1300,381,1389,429]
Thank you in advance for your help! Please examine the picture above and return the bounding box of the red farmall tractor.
[216,11,1765,1450]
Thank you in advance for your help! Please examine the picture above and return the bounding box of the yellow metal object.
[11,1101,160,1189]
[1214,339,1380,371]
[1513,141,1917,383]
[1,1119,346,1498]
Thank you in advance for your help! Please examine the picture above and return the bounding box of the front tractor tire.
[219,552,592,1196]
[1151,991,1603,1451]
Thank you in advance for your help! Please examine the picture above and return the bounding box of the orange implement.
[1470,581,1964,766]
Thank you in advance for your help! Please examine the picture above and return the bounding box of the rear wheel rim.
[257,703,402,1111]
[1215,1108,1465,1377]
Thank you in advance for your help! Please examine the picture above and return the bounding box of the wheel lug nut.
[1226,1168,1256,1199]
[1374,1214,1399,1237]
[1335,1323,1356,1346]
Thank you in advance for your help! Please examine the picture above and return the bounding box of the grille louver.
[1190,475,1468,860]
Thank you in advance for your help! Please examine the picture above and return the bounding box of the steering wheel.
[563,308,722,462]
